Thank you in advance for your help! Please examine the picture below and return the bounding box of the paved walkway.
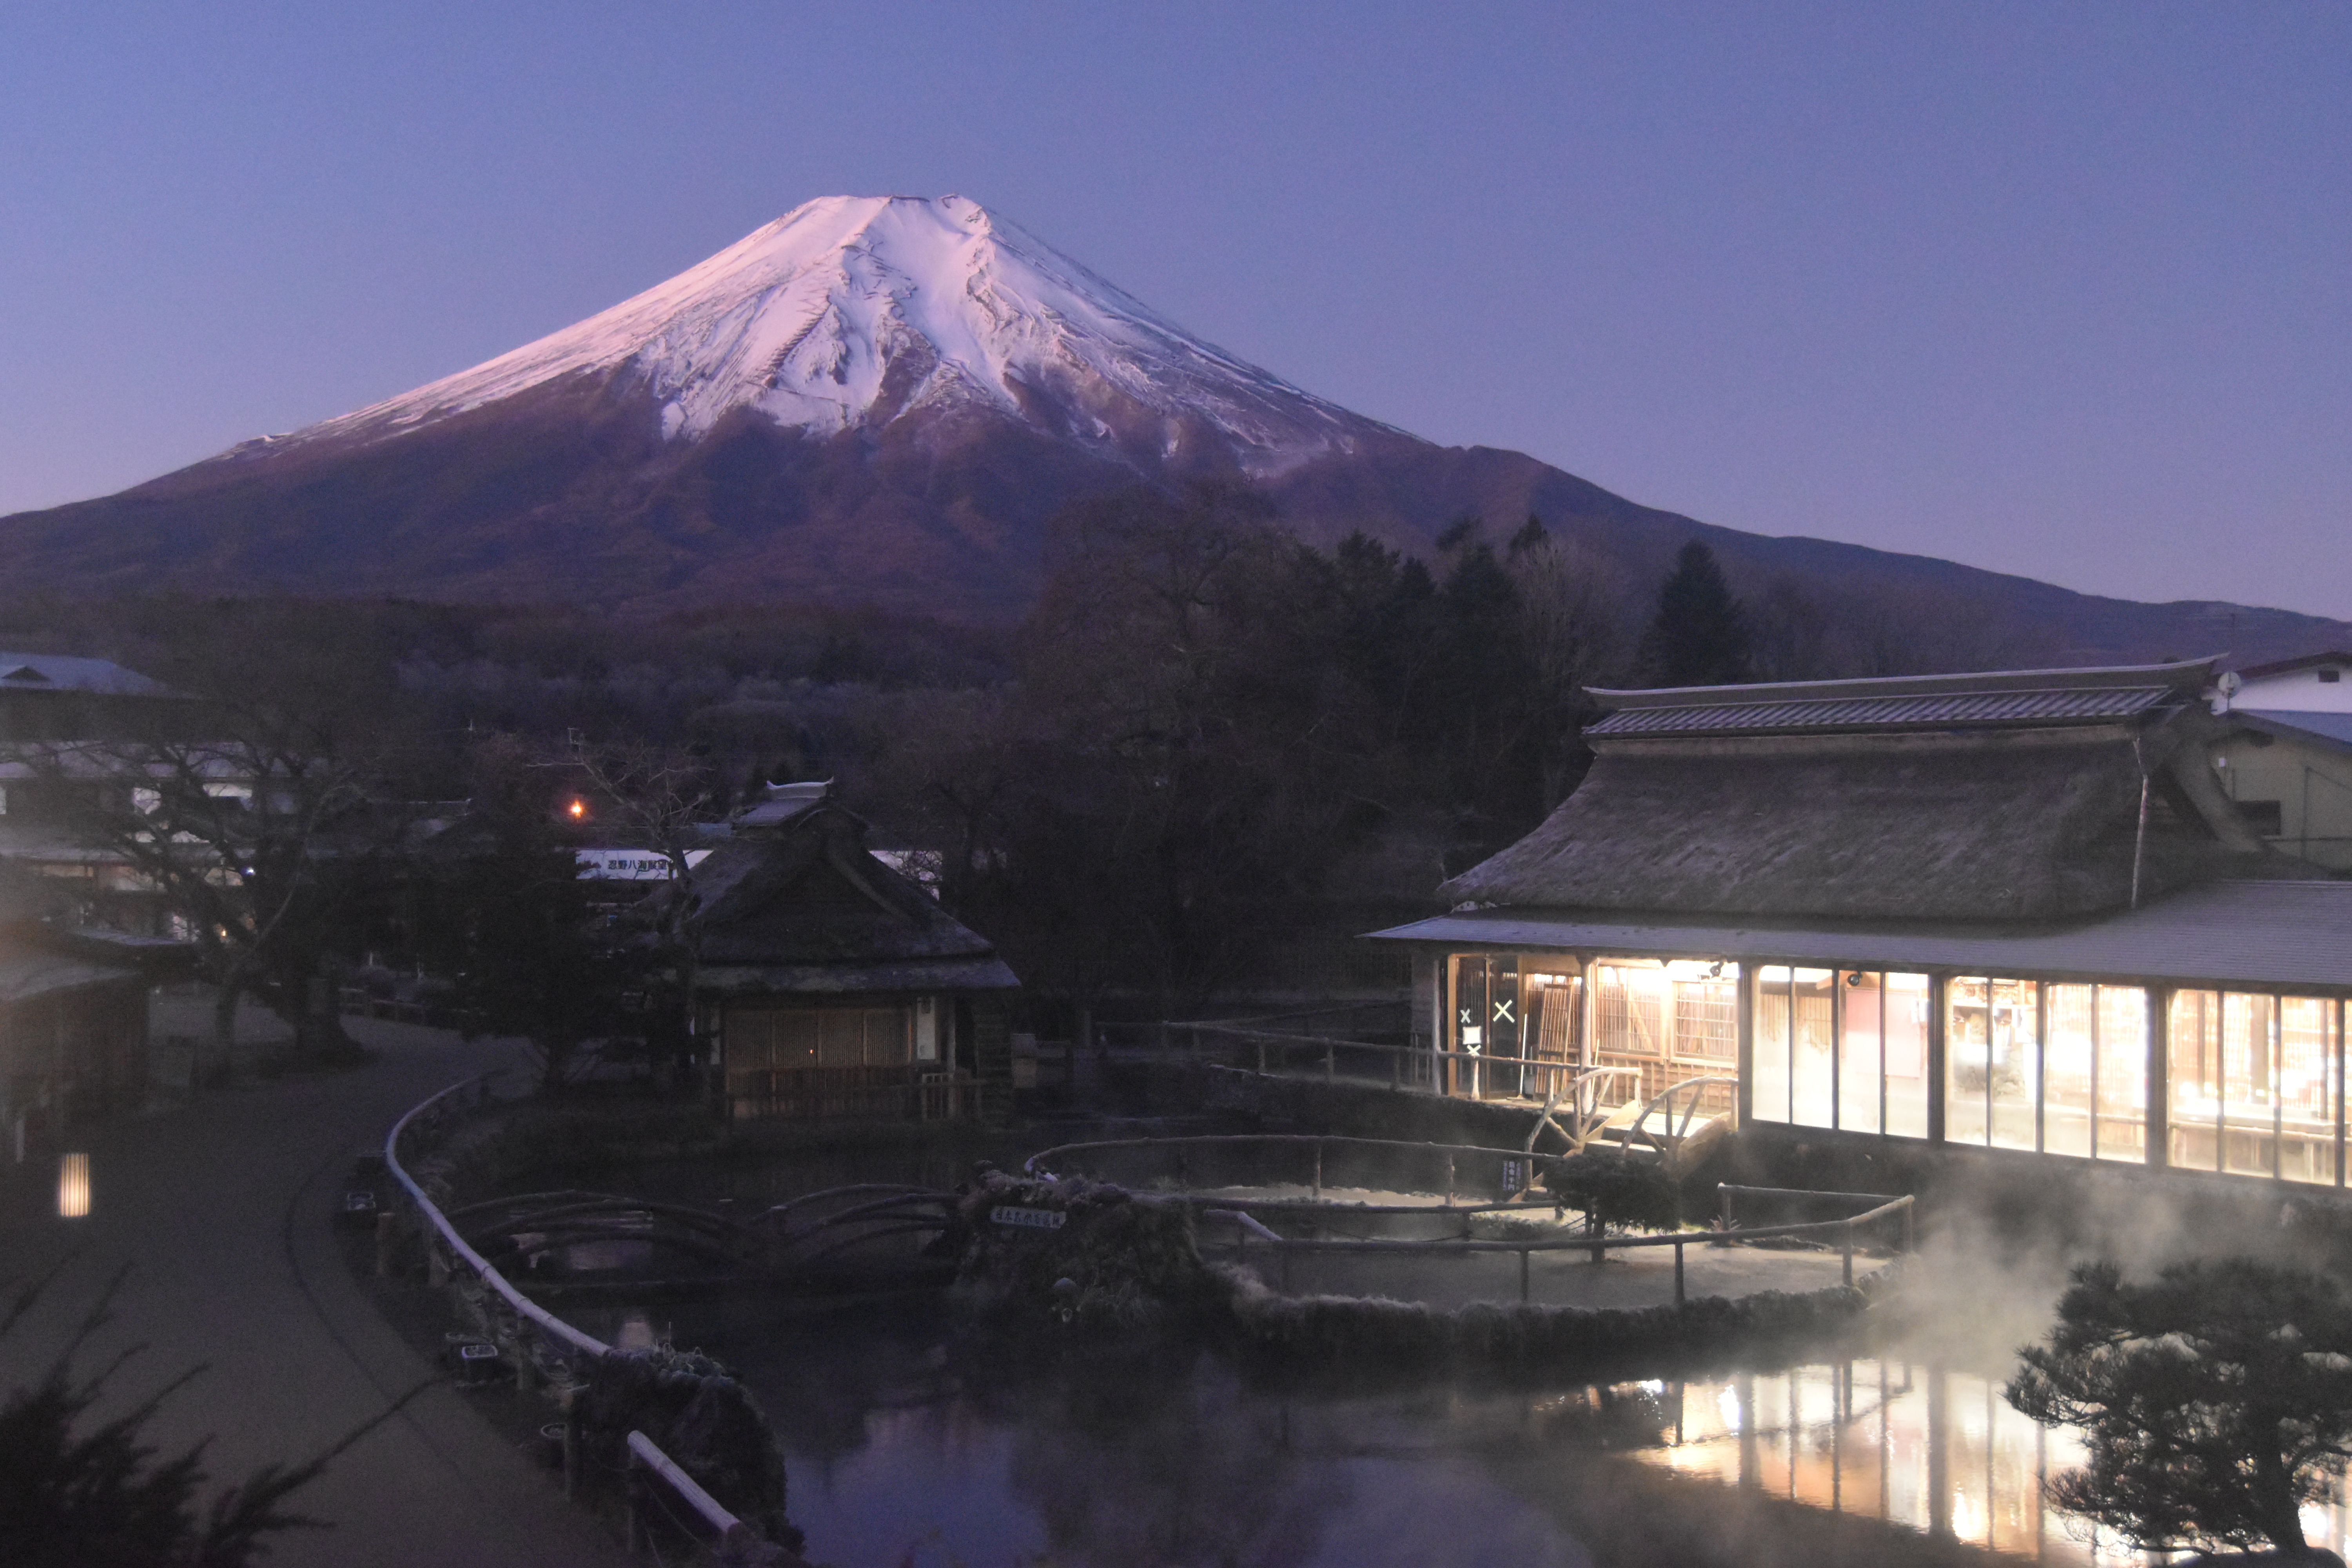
[0,1017,631,1568]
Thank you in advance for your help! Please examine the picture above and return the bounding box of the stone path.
[0,1017,631,1568]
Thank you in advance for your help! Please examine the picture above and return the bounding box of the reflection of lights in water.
[1948,1487,1985,1544]
[58,1152,90,1218]
[1628,1361,2352,1564]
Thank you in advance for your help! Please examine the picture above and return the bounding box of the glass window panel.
[1944,978,1992,1147]
[1839,972,1884,1134]
[1597,964,1664,1057]
[2169,989,2222,1172]
[1791,969,1836,1129]
[2281,997,2339,1186]
[1528,972,1580,1062]
[1672,977,1738,1062]
[1989,979,2040,1151]
[1753,969,1791,1123]
[2043,985,2095,1159]
[1452,955,1487,1097]
[1884,975,1931,1139]
[1490,955,1524,1096]
[2095,987,2148,1162]
[2223,992,2278,1178]
[1452,955,1486,1051]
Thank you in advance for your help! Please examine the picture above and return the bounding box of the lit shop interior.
[1439,951,2350,1186]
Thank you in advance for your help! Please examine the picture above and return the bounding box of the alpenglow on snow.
[260,195,1387,475]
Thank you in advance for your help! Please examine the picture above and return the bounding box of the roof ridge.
[1588,655,2220,711]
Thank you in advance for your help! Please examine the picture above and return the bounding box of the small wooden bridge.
[445,1183,963,1295]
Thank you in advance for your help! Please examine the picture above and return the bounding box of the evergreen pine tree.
[1633,541,1752,687]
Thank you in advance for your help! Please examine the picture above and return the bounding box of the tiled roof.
[1587,686,2176,739]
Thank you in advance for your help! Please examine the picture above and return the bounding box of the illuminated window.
[2173,991,2342,1183]
[1754,966,1792,1124]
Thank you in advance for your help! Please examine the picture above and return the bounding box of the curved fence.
[384,1073,777,1560]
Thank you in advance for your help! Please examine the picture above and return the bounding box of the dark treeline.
[0,486,2034,1013]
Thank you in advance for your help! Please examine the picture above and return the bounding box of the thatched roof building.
[1441,658,2300,922]
[670,782,1016,1124]
[1369,658,2352,1198]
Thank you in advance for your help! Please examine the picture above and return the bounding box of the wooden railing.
[724,1063,978,1123]
[1097,1016,1673,1114]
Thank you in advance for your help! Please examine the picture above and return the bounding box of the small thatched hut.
[679,782,1018,1125]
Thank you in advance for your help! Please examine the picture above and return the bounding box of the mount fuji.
[0,194,1443,615]
[1,194,2345,660]
[276,194,1392,474]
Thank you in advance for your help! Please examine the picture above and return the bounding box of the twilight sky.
[1,3,2345,618]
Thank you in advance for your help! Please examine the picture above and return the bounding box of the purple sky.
[2,3,2345,618]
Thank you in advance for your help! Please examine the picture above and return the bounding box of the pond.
[563,1282,2352,1568]
[544,1142,2352,1566]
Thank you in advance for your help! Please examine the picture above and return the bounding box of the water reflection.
[1630,1359,2352,1563]
[587,1305,2352,1565]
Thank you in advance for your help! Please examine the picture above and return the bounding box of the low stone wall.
[1222,1267,1884,1377]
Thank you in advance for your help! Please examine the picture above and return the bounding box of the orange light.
[568,799,586,820]
[58,1152,90,1218]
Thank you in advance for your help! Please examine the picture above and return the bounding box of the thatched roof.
[675,784,1016,993]
[1443,660,2308,923]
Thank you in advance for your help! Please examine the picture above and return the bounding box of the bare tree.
[550,733,723,1069]
[47,724,386,1063]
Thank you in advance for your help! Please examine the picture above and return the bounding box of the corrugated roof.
[1366,880,2352,993]
[1587,686,2173,739]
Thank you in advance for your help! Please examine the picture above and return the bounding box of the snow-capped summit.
[275,194,1388,475]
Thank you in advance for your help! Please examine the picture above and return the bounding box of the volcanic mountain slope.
[0,194,1414,616]
[0,193,2344,661]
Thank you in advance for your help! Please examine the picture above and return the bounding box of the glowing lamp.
[567,799,587,821]
[58,1152,90,1219]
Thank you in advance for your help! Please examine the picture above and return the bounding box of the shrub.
[1541,1152,1681,1234]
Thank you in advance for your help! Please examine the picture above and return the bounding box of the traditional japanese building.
[1370,657,2352,1188]
[677,781,1018,1124]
